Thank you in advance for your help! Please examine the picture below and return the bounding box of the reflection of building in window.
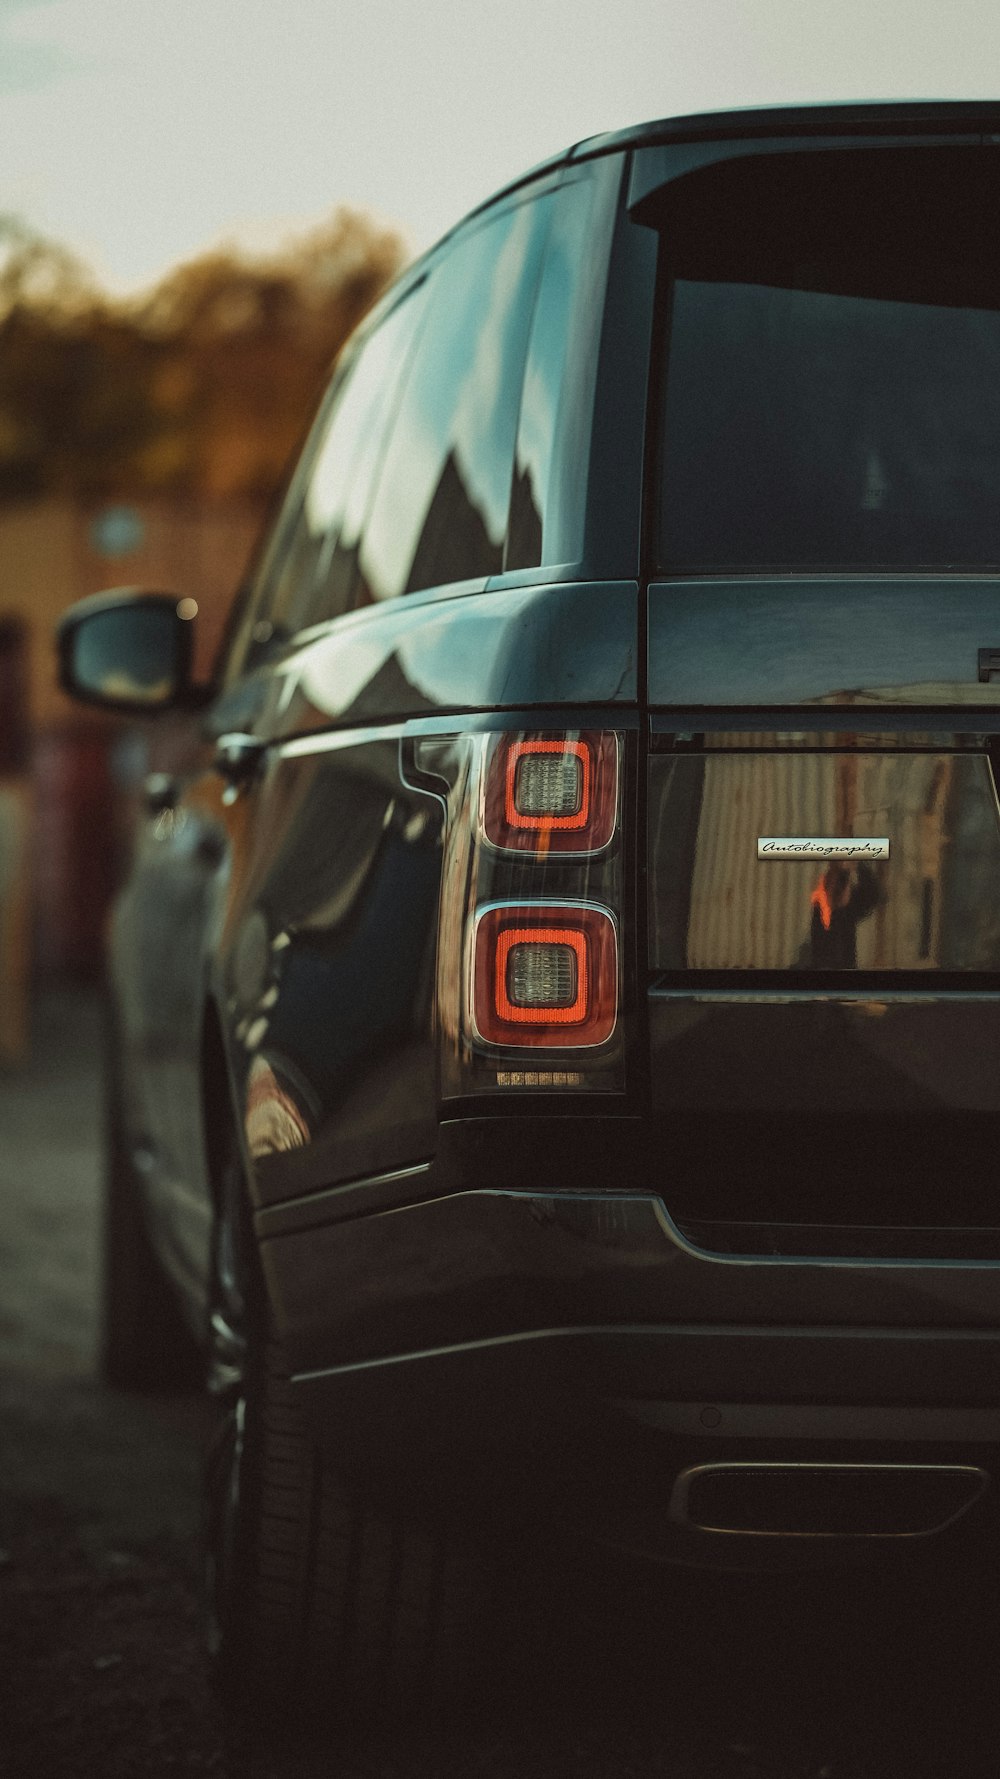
[506,459,543,572]
[358,199,551,603]
[507,175,599,573]
[405,450,499,594]
[680,750,967,973]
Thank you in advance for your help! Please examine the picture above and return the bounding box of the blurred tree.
[0,214,96,319]
[0,208,407,502]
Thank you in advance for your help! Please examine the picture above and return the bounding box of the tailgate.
[644,574,1000,1248]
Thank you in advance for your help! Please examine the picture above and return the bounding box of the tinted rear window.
[656,148,1000,573]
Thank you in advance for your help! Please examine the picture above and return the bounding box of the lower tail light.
[473,904,617,1047]
[502,931,583,1017]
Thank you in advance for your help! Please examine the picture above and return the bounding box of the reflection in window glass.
[76,606,179,705]
[269,284,429,636]
[305,285,430,625]
[358,199,551,602]
[663,280,1000,571]
[656,147,1000,572]
[219,373,347,685]
[219,286,429,683]
[507,178,596,571]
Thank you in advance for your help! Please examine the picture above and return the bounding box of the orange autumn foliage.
[0,208,407,503]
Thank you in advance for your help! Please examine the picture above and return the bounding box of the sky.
[2,0,1000,295]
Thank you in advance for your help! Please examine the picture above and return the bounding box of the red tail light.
[473,904,618,1047]
[482,732,618,853]
[408,725,627,1095]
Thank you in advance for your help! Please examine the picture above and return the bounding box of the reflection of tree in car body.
[808,860,882,968]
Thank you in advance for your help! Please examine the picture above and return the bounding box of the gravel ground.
[1,994,998,1777]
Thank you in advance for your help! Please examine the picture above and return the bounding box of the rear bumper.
[290,1325,999,1564]
[258,1184,1000,1562]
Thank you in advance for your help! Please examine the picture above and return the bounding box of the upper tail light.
[482,732,618,853]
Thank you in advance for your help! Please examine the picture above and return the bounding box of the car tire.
[204,1136,489,1727]
[101,1008,201,1391]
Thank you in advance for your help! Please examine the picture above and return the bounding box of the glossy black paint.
[261,1187,1000,1379]
[224,731,442,1189]
[213,578,639,746]
[292,1328,1000,1563]
[627,123,988,213]
[263,1187,1000,1556]
[648,992,1000,1233]
[472,101,1000,228]
[648,578,1000,707]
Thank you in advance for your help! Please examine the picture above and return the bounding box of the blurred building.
[0,207,407,1032]
[0,495,263,1002]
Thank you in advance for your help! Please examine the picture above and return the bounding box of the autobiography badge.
[757,837,890,861]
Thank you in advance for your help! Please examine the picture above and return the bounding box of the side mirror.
[57,589,201,714]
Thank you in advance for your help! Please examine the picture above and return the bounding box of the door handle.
[214,732,266,782]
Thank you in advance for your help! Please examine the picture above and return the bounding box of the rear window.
[655,147,1000,574]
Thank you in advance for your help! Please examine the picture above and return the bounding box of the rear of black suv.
[263,108,1000,1572]
[58,103,1000,1725]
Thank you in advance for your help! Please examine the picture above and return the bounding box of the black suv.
[59,102,1000,1718]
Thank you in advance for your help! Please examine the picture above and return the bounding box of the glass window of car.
[655,146,1000,574]
[218,374,346,688]
[226,282,431,683]
[283,279,431,633]
[356,196,552,604]
[506,175,600,572]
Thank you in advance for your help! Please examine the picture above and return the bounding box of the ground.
[0,993,997,1776]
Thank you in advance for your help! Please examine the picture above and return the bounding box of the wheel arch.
[199,996,253,1226]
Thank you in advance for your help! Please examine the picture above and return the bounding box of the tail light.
[482,732,618,853]
[472,903,618,1046]
[410,726,628,1097]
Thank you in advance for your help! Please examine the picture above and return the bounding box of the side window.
[219,377,345,688]
[271,282,429,636]
[357,196,552,604]
[219,283,427,686]
[506,177,597,571]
